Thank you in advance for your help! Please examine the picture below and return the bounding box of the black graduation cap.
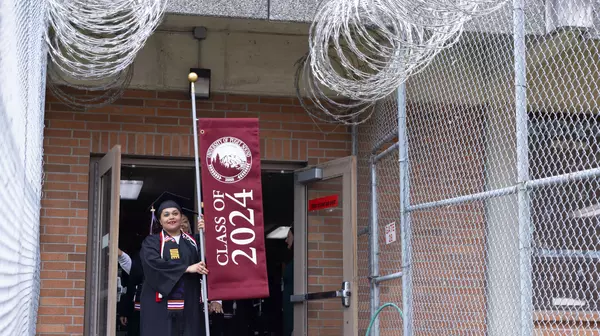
[146,191,200,234]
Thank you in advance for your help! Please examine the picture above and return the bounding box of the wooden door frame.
[293,156,358,336]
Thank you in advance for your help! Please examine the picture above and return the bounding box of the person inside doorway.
[282,227,294,336]
[119,249,143,336]
[139,198,210,336]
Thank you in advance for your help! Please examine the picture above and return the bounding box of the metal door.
[84,145,122,336]
[292,156,358,336]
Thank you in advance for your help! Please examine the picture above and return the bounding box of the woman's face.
[160,207,182,233]
[181,216,190,233]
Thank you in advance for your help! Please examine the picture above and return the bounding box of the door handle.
[290,281,351,308]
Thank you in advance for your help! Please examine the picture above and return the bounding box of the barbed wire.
[45,0,166,80]
[46,61,134,109]
[303,0,508,125]
[44,0,165,108]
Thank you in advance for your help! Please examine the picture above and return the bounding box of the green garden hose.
[365,303,404,335]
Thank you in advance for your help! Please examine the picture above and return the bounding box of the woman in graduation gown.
[140,199,209,336]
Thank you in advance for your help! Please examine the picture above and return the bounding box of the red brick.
[131,134,143,153]
[43,244,76,253]
[44,146,72,155]
[214,103,247,111]
[46,111,74,120]
[156,125,190,134]
[44,129,72,138]
[260,97,294,105]
[157,91,188,100]
[285,122,316,131]
[74,113,109,122]
[50,103,84,112]
[145,99,180,108]
[145,116,179,125]
[44,191,77,200]
[227,95,260,103]
[45,155,79,165]
[87,122,121,131]
[44,164,71,173]
[294,132,325,140]
[37,306,66,315]
[282,105,306,114]
[49,120,85,129]
[73,130,91,139]
[122,123,156,133]
[248,103,280,112]
[110,115,145,123]
[226,111,260,118]
[114,98,144,106]
[41,235,69,244]
[157,108,190,117]
[41,280,74,289]
[38,315,72,324]
[36,324,66,333]
[123,89,156,98]
[121,106,156,116]
[87,105,122,114]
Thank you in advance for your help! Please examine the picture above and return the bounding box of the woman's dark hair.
[289,227,294,235]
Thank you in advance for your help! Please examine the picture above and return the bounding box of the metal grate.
[357,0,600,335]
[0,0,47,335]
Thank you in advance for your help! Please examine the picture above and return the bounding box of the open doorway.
[113,161,296,336]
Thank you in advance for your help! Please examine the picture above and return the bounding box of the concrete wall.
[164,0,548,36]
[127,16,310,96]
[124,15,509,105]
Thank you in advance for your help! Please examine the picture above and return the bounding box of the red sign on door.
[308,195,339,212]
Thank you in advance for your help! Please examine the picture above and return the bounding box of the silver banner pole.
[188,72,211,336]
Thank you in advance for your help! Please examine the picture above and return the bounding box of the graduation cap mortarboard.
[147,191,201,234]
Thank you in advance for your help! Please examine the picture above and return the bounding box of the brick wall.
[38,88,352,335]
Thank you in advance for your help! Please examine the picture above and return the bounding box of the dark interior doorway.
[115,163,295,336]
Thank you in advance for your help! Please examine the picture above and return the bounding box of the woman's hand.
[186,261,209,275]
[197,217,205,232]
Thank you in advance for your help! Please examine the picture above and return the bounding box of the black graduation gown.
[139,233,204,336]
[121,252,143,336]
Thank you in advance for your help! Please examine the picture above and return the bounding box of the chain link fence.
[357,0,600,335]
[0,0,47,335]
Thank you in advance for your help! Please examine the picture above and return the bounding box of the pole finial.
[188,72,198,83]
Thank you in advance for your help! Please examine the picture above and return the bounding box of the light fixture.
[120,180,144,200]
[266,226,291,239]
[189,68,211,100]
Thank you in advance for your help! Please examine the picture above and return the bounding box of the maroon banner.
[198,118,269,301]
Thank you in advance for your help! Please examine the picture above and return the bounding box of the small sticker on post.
[385,222,396,245]
[102,234,109,249]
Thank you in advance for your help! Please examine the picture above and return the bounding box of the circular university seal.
[206,136,252,183]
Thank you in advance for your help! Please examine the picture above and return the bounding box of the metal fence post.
[352,124,358,156]
[369,158,380,335]
[397,83,411,336]
[513,0,533,334]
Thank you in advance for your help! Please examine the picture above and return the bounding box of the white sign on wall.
[385,222,397,245]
